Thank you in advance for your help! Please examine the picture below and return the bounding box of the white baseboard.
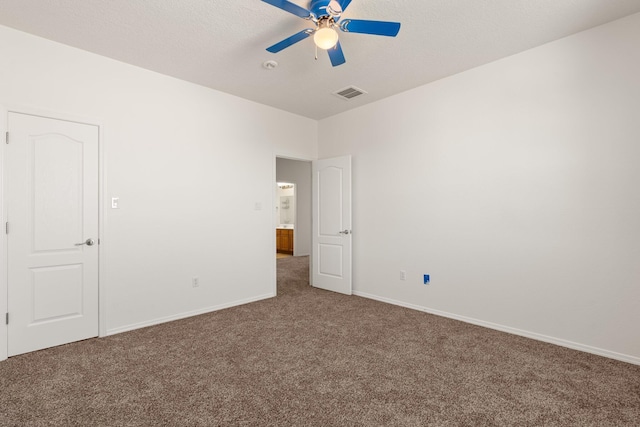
[353,290,640,366]
[107,292,276,336]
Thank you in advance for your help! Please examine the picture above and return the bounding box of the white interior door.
[312,155,352,295]
[6,112,99,357]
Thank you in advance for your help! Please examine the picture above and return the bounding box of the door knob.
[338,230,351,235]
[75,238,95,246]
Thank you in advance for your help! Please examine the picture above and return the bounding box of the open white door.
[6,112,99,356]
[312,155,352,295]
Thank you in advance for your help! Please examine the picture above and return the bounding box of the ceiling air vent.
[333,86,367,101]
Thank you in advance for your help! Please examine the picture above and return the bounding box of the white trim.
[0,107,8,362]
[2,104,105,130]
[0,105,105,361]
[272,155,277,296]
[106,292,275,336]
[98,121,107,337]
[269,154,278,295]
[353,290,640,366]
[274,152,315,162]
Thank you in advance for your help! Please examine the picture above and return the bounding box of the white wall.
[0,24,317,354]
[318,13,640,363]
[276,158,312,256]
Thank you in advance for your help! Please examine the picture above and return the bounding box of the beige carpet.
[1,255,639,426]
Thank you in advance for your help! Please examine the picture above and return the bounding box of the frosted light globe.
[314,27,339,50]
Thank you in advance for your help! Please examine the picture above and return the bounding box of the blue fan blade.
[340,19,401,37]
[262,0,312,19]
[327,41,346,67]
[337,0,353,13]
[267,29,313,53]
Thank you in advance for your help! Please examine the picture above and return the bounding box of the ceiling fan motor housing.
[310,0,338,19]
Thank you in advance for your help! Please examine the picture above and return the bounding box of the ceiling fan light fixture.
[314,20,339,50]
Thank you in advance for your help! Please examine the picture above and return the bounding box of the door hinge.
[5,131,8,144]
[4,222,7,234]
[5,313,7,325]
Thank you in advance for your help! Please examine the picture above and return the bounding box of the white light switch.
[254,202,262,211]
[111,197,119,209]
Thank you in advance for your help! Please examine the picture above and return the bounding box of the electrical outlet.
[192,277,199,288]
[423,274,430,285]
[400,270,406,281]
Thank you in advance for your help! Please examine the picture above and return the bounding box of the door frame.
[0,105,107,362]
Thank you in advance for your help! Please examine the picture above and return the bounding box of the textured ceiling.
[1,0,640,119]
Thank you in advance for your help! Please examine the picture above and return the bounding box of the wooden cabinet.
[276,229,294,254]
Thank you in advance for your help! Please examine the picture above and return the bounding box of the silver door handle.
[338,230,351,235]
[75,238,95,246]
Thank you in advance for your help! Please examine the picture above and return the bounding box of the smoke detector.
[263,60,278,70]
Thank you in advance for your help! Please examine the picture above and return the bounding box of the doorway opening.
[275,157,312,294]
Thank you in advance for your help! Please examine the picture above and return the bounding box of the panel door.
[312,155,352,295]
[6,112,99,356]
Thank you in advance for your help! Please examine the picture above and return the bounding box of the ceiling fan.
[262,0,401,67]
